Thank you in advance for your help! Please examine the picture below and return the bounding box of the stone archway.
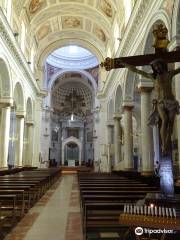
[0,58,12,167]
[0,57,12,99]
[23,97,34,166]
[11,82,25,166]
[62,136,82,166]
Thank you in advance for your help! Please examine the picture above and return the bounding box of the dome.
[46,45,99,69]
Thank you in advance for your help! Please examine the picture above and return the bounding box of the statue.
[152,24,170,52]
[120,59,180,156]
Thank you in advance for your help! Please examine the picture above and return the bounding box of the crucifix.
[101,24,180,197]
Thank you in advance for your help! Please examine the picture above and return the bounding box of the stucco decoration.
[59,0,84,2]
[51,82,92,117]
[36,24,51,41]
[0,58,11,98]
[161,0,175,18]
[93,25,106,42]
[29,0,44,14]
[100,0,113,17]
[62,17,82,29]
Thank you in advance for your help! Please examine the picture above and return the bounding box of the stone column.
[25,121,34,166]
[123,105,134,170]
[107,122,114,171]
[0,103,11,167]
[113,113,122,165]
[15,113,25,166]
[33,96,44,167]
[138,83,154,175]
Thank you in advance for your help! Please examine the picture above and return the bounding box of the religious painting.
[87,131,93,142]
[51,130,58,142]
[100,0,112,17]
[67,128,79,138]
[29,0,43,14]
[62,17,82,29]
[36,24,51,41]
[93,25,107,42]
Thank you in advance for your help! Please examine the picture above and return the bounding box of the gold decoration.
[100,0,112,17]
[100,57,114,71]
[152,24,170,50]
[63,17,81,28]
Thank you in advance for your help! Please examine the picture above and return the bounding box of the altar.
[68,160,75,167]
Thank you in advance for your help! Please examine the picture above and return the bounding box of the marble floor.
[4,174,83,240]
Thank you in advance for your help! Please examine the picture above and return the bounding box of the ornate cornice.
[0,8,40,94]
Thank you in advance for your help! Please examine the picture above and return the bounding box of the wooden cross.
[101,24,180,71]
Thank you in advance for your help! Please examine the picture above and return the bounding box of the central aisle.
[5,174,83,240]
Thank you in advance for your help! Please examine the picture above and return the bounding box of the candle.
[151,206,154,216]
[124,205,126,213]
[162,207,165,217]
[169,208,172,218]
[154,206,157,216]
[148,206,151,215]
[140,206,143,215]
[130,205,133,214]
[165,208,169,218]
[136,206,139,215]
[144,205,147,215]
[172,208,176,218]
[127,205,129,214]
[134,206,136,214]
[159,207,161,217]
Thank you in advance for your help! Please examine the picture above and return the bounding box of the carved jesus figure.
[121,59,180,156]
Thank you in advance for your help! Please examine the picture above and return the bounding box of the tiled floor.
[4,174,83,240]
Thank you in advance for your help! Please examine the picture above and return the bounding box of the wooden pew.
[0,167,61,237]
[78,172,160,239]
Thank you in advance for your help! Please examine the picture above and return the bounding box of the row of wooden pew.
[78,172,160,240]
[0,167,61,239]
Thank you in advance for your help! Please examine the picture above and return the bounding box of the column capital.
[138,81,154,93]
[0,98,13,107]
[16,111,26,118]
[113,112,121,119]
[123,105,134,111]
[26,120,34,126]
[106,120,114,126]
[122,101,134,110]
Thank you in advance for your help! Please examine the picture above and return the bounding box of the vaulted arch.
[0,57,12,98]
[13,82,25,112]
